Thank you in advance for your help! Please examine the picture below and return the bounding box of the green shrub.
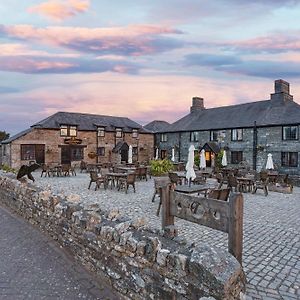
[216,149,224,169]
[0,164,17,174]
[150,159,174,176]
[194,153,200,168]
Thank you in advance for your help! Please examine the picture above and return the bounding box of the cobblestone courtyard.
[34,172,300,300]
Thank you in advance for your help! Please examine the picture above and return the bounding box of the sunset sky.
[1,0,300,134]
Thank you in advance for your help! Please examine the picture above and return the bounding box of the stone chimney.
[190,97,205,113]
[271,79,293,105]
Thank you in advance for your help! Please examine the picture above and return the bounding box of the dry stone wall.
[0,173,245,300]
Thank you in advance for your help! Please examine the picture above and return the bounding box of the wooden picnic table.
[106,172,128,189]
[174,184,212,195]
[116,166,136,172]
[236,176,255,192]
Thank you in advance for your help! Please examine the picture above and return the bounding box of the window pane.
[69,126,77,137]
[283,126,298,140]
[116,128,122,137]
[70,147,83,160]
[21,145,35,160]
[132,129,138,138]
[98,127,105,137]
[60,126,68,136]
[191,131,199,142]
[97,147,105,156]
[231,151,243,164]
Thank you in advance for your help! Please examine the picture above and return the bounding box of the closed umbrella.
[128,145,133,164]
[155,148,159,160]
[222,150,228,167]
[266,153,274,170]
[200,149,206,169]
[171,148,175,162]
[186,145,196,186]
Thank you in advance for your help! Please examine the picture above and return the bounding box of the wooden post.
[228,193,243,265]
[160,184,175,232]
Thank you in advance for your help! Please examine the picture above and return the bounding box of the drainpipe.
[253,121,257,171]
[96,130,99,164]
[178,132,182,161]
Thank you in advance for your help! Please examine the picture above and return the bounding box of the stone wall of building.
[0,173,245,300]
[5,128,154,169]
[156,126,300,174]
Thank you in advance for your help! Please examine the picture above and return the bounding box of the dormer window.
[97,127,105,137]
[116,128,122,138]
[132,129,138,138]
[60,125,77,137]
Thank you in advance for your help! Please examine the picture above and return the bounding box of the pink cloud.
[28,0,90,21]
[223,31,300,53]
[0,24,183,56]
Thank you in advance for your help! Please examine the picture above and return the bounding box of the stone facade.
[0,173,246,299]
[1,128,154,170]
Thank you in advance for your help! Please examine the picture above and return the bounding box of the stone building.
[1,112,154,169]
[154,79,300,174]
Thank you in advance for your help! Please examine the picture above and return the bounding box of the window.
[210,130,219,141]
[116,128,122,138]
[60,125,68,136]
[283,126,298,140]
[97,127,105,137]
[132,129,138,138]
[190,131,199,142]
[133,147,138,155]
[70,147,84,161]
[2,144,6,156]
[231,129,243,141]
[231,151,243,164]
[281,152,298,167]
[160,133,167,142]
[21,145,35,160]
[60,125,77,137]
[97,147,105,156]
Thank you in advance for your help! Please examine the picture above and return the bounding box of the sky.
[1,0,300,135]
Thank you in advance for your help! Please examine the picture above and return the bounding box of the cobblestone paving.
[35,172,300,300]
[0,204,120,300]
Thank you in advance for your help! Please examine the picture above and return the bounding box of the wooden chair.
[40,164,50,177]
[80,160,87,173]
[227,175,239,192]
[252,171,268,196]
[61,164,71,176]
[88,171,107,191]
[168,172,182,188]
[138,167,148,181]
[215,173,224,189]
[207,188,231,201]
[118,173,136,193]
[193,174,206,185]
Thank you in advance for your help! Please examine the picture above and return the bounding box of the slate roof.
[201,142,220,154]
[143,120,170,133]
[159,99,300,133]
[112,141,129,153]
[1,128,33,144]
[31,112,150,133]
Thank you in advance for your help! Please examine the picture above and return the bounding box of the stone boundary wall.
[0,174,245,300]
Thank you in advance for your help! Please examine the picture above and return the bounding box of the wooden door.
[61,146,71,164]
[35,144,45,164]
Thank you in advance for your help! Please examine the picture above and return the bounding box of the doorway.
[35,144,45,164]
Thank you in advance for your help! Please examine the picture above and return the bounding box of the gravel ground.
[14,171,300,299]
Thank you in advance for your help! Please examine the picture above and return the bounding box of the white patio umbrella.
[128,145,133,164]
[200,149,206,169]
[186,145,196,186]
[171,148,175,162]
[266,153,274,170]
[222,150,228,167]
[155,148,159,160]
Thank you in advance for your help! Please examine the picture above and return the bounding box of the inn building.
[153,79,300,175]
[1,112,154,169]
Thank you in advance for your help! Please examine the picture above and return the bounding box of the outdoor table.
[174,171,188,184]
[106,172,128,189]
[174,184,212,195]
[236,177,255,192]
[117,166,136,173]
[267,171,278,183]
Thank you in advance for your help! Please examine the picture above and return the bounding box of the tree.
[0,131,9,142]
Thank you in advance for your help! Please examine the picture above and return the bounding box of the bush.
[150,159,174,176]
[216,149,224,169]
[0,164,17,174]
[194,153,200,168]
